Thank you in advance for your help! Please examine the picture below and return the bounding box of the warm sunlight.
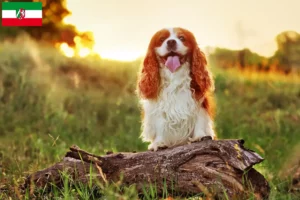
[58,42,141,61]
[78,48,91,57]
[97,50,142,61]
[59,43,74,57]
[63,0,300,61]
[58,35,94,58]
[63,0,143,61]
[94,47,143,61]
[2,1,300,198]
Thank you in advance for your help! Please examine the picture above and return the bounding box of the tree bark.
[21,137,270,199]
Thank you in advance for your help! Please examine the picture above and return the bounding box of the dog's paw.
[188,130,206,143]
[201,136,213,141]
[148,142,167,151]
[188,135,214,143]
[188,136,202,143]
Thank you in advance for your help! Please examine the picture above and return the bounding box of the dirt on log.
[21,137,270,199]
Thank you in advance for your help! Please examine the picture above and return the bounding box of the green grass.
[0,36,299,199]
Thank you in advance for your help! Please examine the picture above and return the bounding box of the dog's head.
[138,27,213,100]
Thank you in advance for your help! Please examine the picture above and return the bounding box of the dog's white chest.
[141,63,198,146]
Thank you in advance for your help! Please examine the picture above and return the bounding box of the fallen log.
[21,137,270,199]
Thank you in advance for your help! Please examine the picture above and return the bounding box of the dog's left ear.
[190,46,214,101]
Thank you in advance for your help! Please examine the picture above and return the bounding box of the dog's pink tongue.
[165,56,180,73]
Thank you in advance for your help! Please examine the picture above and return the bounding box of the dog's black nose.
[167,39,176,49]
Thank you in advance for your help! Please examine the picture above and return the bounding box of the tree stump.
[21,137,270,199]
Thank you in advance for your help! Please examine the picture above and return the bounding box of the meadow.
[0,36,299,199]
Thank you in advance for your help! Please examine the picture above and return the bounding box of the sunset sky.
[64,0,300,61]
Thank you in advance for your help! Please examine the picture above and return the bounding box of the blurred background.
[0,0,299,199]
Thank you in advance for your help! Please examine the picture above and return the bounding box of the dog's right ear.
[137,49,160,99]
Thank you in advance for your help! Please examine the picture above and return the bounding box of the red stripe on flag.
[2,18,42,26]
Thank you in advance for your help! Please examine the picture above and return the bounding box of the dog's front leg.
[189,107,215,143]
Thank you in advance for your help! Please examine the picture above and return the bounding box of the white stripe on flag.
[2,10,42,18]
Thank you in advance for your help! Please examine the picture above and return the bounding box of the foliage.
[209,48,269,71]
[209,31,300,74]
[0,37,299,199]
[271,31,300,73]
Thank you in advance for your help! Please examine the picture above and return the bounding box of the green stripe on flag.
[2,2,42,10]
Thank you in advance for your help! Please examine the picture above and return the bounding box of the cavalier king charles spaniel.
[137,27,216,151]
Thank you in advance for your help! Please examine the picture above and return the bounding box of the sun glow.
[57,35,142,62]
[62,0,300,61]
[78,47,91,57]
[61,1,144,61]
[99,51,142,61]
[58,42,142,61]
[57,33,96,59]
[94,46,143,61]
[59,43,74,57]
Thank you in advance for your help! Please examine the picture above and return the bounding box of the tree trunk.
[21,137,270,199]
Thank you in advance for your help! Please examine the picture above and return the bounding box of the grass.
[0,36,299,199]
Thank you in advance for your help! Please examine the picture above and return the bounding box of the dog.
[137,27,216,151]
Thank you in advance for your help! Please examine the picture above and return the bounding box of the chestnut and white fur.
[137,27,216,151]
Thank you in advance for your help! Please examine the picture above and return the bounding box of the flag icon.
[2,2,42,26]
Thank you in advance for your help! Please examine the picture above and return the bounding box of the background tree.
[272,31,300,73]
[209,30,300,74]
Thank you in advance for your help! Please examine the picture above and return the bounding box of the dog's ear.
[137,49,160,99]
[190,46,214,101]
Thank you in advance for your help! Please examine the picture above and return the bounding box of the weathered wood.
[21,137,270,199]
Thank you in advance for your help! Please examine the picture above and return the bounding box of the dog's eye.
[160,37,165,42]
[179,36,185,41]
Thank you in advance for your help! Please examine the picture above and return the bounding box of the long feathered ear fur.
[137,49,160,99]
[190,46,215,118]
